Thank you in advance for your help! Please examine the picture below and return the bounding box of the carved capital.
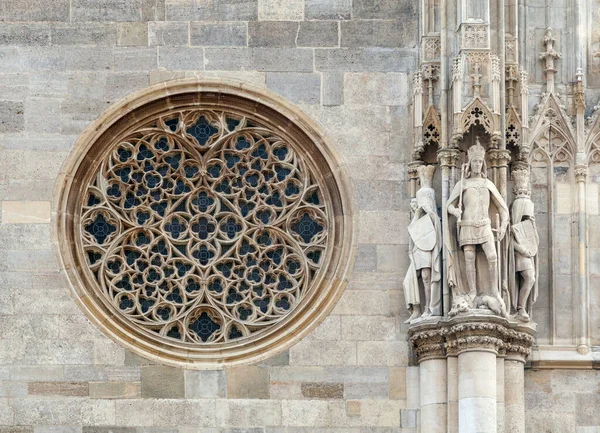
[487,149,511,168]
[504,327,536,363]
[408,161,424,180]
[410,328,447,362]
[575,165,588,182]
[446,322,506,355]
[437,148,461,168]
[408,314,537,363]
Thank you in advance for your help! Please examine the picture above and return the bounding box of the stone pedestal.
[409,313,535,433]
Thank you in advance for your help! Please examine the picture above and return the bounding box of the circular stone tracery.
[56,80,354,367]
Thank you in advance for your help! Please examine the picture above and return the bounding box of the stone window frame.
[53,78,357,368]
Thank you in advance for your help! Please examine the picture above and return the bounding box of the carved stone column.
[410,323,448,433]
[488,149,511,201]
[409,314,535,433]
[575,164,589,354]
[437,148,461,315]
[447,317,502,433]
[503,326,535,433]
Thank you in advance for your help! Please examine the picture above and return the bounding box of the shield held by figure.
[408,215,436,251]
[512,219,538,256]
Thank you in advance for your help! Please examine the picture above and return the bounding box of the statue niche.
[404,165,443,322]
[444,138,510,316]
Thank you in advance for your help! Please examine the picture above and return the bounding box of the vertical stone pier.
[409,314,535,432]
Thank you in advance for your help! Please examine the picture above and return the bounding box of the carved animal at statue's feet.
[474,295,508,317]
[448,297,471,317]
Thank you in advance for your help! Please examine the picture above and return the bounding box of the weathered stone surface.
[344,72,410,106]
[1,0,69,21]
[167,0,258,21]
[344,382,389,399]
[216,400,282,427]
[185,370,226,399]
[377,244,408,273]
[297,21,339,47]
[113,47,158,71]
[315,48,416,72]
[0,24,51,46]
[266,72,320,104]
[353,0,417,19]
[289,341,357,366]
[226,366,270,399]
[51,23,117,45]
[357,341,409,366]
[25,97,61,133]
[305,0,352,20]
[191,22,247,47]
[0,101,24,133]
[282,400,333,426]
[322,71,344,106]
[153,400,215,427]
[71,0,149,21]
[89,382,141,399]
[258,0,304,21]
[249,21,298,47]
[353,244,378,272]
[148,21,189,46]
[158,47,204,70]
[1,201,50,224]
[28,381,89,397]
[141,365,185,398]
[389,366,406,399]
[115,400,154,426]
[117,22,148,46]
[252,48,313,71]
[0,381,28,398]
[341,316,398,341]
[341,20,413,48]
[301,382,344,399]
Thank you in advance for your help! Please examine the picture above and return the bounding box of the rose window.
[55,81,354,366]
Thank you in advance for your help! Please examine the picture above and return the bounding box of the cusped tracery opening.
[55,80,355,367]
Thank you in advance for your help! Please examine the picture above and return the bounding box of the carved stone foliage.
[55,80,355,367]
[82,109,329,344]
[408,314,536,362]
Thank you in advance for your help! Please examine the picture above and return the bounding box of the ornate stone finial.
[539,27,561,93]
[413,70,423,95]
[468,136,486,160]
[417,164,436,189]
[512,168,531,198]
[574,67,585,111]
[452,56,463,82]
[520,68,529,94]
[491,55,501,82]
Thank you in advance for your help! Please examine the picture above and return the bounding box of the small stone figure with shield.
[403,165,442,322]
[509,169,539,321]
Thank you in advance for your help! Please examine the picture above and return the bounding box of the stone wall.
[525,368,600,432]
[0,0,420,431]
